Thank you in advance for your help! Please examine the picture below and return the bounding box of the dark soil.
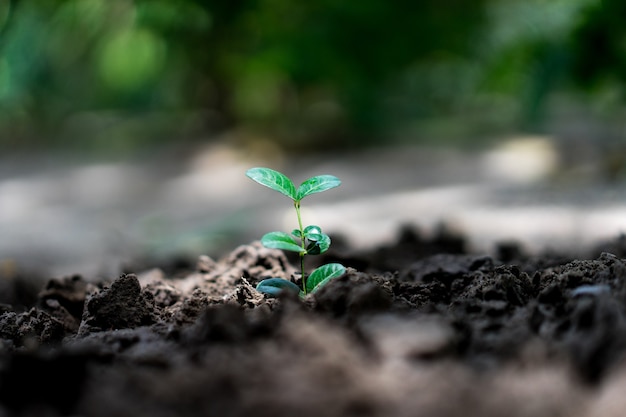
[3,227,626,416]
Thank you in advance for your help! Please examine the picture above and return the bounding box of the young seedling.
[246,167,346,297]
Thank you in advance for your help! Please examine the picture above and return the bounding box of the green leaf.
[291,229,303,238]
[306,233,324,242]
[303,225,322,238]
[256,278,301,297]
[306,263,346,293]
[296,175,341,201]
[246,167,297,200]
[305,233,330,255]
[261,231,305,253]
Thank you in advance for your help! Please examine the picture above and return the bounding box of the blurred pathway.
[1,138,625,278]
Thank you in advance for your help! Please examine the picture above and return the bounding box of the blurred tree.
[475,0,594,132]
[570,0,626,91]
[227,0,489,147]
[0,0,216,151]
[0,0,492,151]
[0,0,617,153]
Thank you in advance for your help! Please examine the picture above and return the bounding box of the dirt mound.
[2,230,626,416]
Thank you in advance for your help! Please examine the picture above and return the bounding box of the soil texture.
[3,227,626,416]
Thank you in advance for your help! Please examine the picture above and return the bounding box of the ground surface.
[2,138,626,278]
[2,228,626,416]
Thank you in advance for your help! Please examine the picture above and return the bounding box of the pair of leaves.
[261,225,330,256]
[246,167,341,202]
[256,263,346,297]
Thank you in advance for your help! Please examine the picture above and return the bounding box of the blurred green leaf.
[98,28,166,92]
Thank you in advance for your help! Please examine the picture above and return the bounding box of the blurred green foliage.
[570,0,626,90]
[0,0,618,152]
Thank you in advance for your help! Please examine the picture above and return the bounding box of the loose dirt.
[2,227,626,416]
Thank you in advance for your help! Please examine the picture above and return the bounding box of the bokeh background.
[1,0,626,278]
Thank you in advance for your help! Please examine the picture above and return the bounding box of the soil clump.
[2,227,626,416]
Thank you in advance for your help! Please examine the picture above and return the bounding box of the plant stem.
[294,200,307,294]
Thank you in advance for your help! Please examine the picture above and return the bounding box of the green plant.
[246,167,346,297]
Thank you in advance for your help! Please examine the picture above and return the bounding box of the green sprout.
[246,167,346,297]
